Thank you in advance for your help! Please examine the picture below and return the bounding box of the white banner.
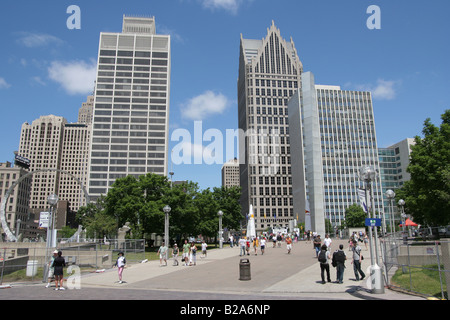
[358,189,369,213]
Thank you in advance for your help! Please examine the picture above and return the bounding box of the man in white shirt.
[324,234,332,251]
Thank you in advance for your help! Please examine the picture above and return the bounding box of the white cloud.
[48,59,97,95]
[200,0,243,14]
[354,79,400,100]
[181,91,230,120]
[0,77,11,89]
[16,32,64,48]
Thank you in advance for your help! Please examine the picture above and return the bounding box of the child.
[115,252,126,284]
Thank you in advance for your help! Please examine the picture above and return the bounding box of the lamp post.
[218,210,223,249]
[163,205,171,249]
[385,189,395,234]
[43,193,58,282]
[359,165,384,294]
[48,194,59,248]
[398,199,406,244]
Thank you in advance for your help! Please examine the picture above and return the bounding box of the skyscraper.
[289,72,384,234]
[18,114,91,213]
[221,158,240,188]
[88,16,171,200]
[238,21,303,231]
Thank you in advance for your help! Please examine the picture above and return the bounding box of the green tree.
[398,110,450,226]
[343,204,366,228]
[77,197,117,238]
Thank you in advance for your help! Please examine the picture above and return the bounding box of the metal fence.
[381,233,449,300]
[0,239,145,285]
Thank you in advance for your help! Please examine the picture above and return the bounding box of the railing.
[0,239,145,285]
[381,232,449,300]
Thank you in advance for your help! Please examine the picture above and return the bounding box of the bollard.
[239,259,251,281]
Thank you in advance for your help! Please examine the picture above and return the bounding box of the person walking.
[332,244,347,284]
[182,239,190,266]
[239,236,246,256]
[172,244,179,266]
[45,250,58,288]
[52,251,66,290]
[286,235,293,254]
[246,237,251,255]
[114,252,126,283]
[323,234,332,251]
[189,242,197,266]
[351,240,365,281]
[158,241,168,266]
[260,237,266,255]
[313,235,322,258]
[201,240,208,258]
[318,244,331,284]
[252,237,259,255]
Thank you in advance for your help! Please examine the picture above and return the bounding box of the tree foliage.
[397,110,450,226]
[77,173,243,241]
[343,204,366,228]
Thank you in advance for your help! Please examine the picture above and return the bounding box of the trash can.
[239,259,251,281]
[26,260,38,277]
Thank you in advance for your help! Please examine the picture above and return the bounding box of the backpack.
[333,250,345,264]
[318,250,327,264]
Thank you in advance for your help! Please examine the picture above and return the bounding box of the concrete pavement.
[1,239,426,300]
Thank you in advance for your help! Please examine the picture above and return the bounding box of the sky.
[0,0,449,191]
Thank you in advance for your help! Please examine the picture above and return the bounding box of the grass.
[391,264,448,300]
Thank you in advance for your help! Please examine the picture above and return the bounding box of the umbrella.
[399,218,418,227]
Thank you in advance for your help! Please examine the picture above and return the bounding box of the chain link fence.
[381,232,449,300]
[0,239,145,285]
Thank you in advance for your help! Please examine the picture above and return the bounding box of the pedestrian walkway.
[76,239,424,300]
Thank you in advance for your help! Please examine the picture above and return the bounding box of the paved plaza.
[0,239,426,302]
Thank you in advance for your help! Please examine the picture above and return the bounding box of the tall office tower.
[59,123,91,211]
[19,115,66,209]
[289,72,384,235]
[238,21,303,232]
[18,114,92,213]
[78,95,95,124]
[88,16,171,200]
[222,158,240,188]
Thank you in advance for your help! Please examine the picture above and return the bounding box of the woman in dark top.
[52,251,66,291]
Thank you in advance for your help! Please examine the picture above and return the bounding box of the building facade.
[289,72,385,235]
[18,114,91,213]
[378,138,415,227]
[0,162,32,238]
[221,158,240,188]
[19,115,66,210]
[238,21,303,231]
[88,15,171,200]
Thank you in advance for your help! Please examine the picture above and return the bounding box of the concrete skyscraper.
[238,21,303,232]
[88,16,171,200]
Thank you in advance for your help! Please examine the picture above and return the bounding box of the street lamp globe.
[218,210,223,217]
[398,199,405,207]
[163,205,171,214]
[385,189,395,199]
[359,165,377,181]
[48,194,59,206]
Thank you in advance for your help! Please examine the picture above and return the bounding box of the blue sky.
[0,0,449,191]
